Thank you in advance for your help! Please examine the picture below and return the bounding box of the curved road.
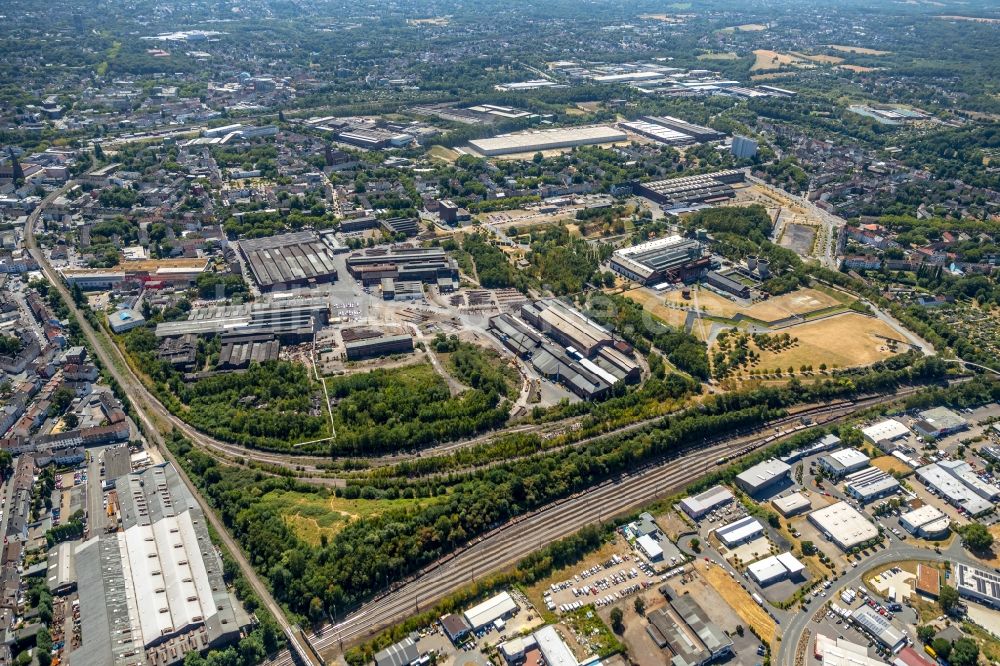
[778,537,973,666]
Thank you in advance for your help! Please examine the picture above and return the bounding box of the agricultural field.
[697,52,740,61]
[790,52,844,64]
[826,44,891,55]
[752,49,810,71]
[721,23,768,32]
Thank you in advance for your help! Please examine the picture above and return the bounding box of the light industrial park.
[1,1,999,666]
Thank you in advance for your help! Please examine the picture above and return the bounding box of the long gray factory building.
[154,296,329,341]
[73,464,247,665]
[239,230,345,289]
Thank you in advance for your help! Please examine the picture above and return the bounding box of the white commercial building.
[815,634,886,666]
[916,463,995,516]
[680,485,734,519]
[464,591,519,630]
[715,515,764,547]
[636,534,664,561]
[747,552,805,586]
[469,126,627,156]
[862,420,910,445]
[955,563,1000,609]
[735,459,791,495]
[819,449,871,478]
[773,492,811,517]
[844,467,900,503]
[534,625,578,666]
[899,505,950,539]
[808,502,879,550]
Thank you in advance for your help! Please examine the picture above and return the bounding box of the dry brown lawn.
[743,287,843,320]
[696,560,777,644]
[624,288,699,326]
[840,65,879,73]
[697,52,740,61]
[721,23,768,32]
[871,456,913,476]
[752,49,807,71]
[827,45,891,55]
[753,313,902,370]
[790,52,845,64]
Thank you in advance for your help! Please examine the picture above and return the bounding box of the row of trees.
[168,354,981,627]
[586,293,710,380]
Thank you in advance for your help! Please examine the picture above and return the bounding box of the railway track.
[268,385,932,665]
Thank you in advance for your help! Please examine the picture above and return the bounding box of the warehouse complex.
[345,334,414,360]
[239,230,344,289]
[850,605,907,652]
[819,448,871,479]
[641,115,725,143]
[715,515,764,547]
[808,502,879,550]
[155,296,330,342]
[915,461,1000,516]
[619,115,723,146]
[489,299,640,400]
[346,246,459,289]
[861,419,911,446]
[469,125,627,156]
[464,591,519,631]
[608,235,708,286]
[75,464,246,665]
[633,169,746,208]
[844,467,900,503]
[647,586,734,666]
[772,492,811,517]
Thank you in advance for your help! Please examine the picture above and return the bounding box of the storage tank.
[747,255,758,271]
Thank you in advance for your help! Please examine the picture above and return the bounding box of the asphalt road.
[777,538,972,666]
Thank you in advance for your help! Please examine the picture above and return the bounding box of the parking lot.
[544,551,662,613]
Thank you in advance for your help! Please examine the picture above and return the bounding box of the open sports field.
[752,312,902,369]
[626,285,850,329]
[744,287,845,320]
[696,560,777,644]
